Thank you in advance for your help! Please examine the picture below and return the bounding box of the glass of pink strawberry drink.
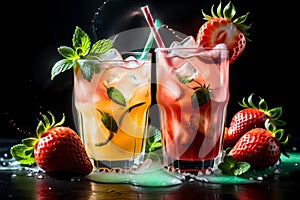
[73,49,152,171]
[155,36,229,175]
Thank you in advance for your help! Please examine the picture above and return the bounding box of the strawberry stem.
[201,1,251,41]
[264,119,290,158]
[238,93,286,127]
[36,111,65,138]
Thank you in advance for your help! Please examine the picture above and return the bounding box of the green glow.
[85,152,300,186]
[85,159,183,187]
[195,175,259,184]
[280,152,300,163]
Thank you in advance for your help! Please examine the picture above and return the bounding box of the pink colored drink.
[155,46,229,174]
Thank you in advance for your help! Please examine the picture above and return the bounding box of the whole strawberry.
[223,93,286,149]
[196,1,251,64]
[10,112,93,176]
[228,119,289,169]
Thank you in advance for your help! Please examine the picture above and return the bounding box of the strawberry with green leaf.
[224,93,286,149]
[219,119,290,174]
[51,26,113,82]
[10,112,93,176]
[228,119,290,169]
[196,1,251,64]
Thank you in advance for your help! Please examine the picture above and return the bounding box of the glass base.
[165,151,224,175]
[91,154,145,172]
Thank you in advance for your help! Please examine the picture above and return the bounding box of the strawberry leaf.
[238,93,286,126]
[36,120,46,138]
[191,85,210,108]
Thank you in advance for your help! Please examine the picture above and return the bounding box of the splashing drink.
[73,50,152,170]
[155,41,229,175]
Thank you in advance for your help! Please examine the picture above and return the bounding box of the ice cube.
[101,70,121,85]
[124,56,140,69]
[175,61,199,81]
[178,35,196,47]
[170,36,196,48]
[115,73,143,100]
[99,48,123,61]
[198,43,228,59]
[161,78,182,100]
[169,36,197,61]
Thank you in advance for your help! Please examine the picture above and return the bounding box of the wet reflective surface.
[1,138,300,200]
[1,167,300,200]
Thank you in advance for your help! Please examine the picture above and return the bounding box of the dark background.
[1,0,297,149]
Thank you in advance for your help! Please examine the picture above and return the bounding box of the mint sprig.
[51,26,113,81]
[145,125,162,153]
[218,155,251,176]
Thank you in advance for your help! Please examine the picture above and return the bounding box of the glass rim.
[155,46,229,52]
[77,51,152,63]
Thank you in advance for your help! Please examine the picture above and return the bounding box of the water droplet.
[27,173,34,177]
[37,175,44,179]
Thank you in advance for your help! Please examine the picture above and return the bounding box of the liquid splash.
[86,156,185,187]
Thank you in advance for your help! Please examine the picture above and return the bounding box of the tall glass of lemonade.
[73,50,152,171]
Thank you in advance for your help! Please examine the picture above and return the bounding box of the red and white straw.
[140,5,165,48]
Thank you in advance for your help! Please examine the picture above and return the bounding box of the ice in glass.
[73,49,152,170]
[155,36,229,175]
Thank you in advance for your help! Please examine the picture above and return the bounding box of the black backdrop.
[1,0,297,148]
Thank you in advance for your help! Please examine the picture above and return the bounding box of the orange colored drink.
[73,51,151,170]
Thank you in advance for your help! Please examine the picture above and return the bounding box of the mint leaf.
[98,110,118,133]
[107,87,126,106]
[51,59,76,80]
[233,162,251,176]
[218,155,251,176]
[51,26,113,81]
[72,26,91,57]
[176,74,193,84]
[58,46,79,60]
[90,39,113,56]
[146,126,162,153]
[79,60,100,82]
[10,144,35,165]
